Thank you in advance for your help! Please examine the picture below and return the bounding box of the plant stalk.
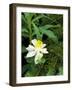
[28,22,32,43]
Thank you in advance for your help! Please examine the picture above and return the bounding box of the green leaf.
[58,66,63,75]
[22,28,29,33]
[22,46,27,53]
[25,71,32,77]
[38,58,46,64]
[22,33,29,37]
[22,64,30,75]
[46,67,55,75]
[39,24,60,30]
[32,22,42,39]
[24,13,33,22]
[35,53,43,64]
[21,14,26,23]
[22,28,29,37]
[26,57,34,64]
[32,15,44,22]
[40,28,58,42]
[25,64,38,76]
[22,28,29,38]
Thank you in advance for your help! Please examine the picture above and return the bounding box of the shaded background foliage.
[21,12,63,77]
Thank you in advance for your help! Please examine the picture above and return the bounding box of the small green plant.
[21,13,63,77]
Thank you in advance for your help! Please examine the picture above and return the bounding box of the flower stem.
[28,22,32,43]
[30,26,32,43]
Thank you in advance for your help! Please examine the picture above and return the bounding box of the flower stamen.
[35,40,43,48]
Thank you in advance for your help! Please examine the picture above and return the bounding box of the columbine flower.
[26,39,48,64]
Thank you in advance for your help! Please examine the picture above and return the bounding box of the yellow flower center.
[35,40,43,48]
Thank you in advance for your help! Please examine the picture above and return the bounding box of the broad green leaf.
[39,24,61,30]
[40,28,58,42]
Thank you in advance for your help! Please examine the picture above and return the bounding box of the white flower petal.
[40,48,48,54]
[26,45,35,51]
[31,39,37,46]
[26,51,36,58]
[35,52,43,64]
[42,44,46,48]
